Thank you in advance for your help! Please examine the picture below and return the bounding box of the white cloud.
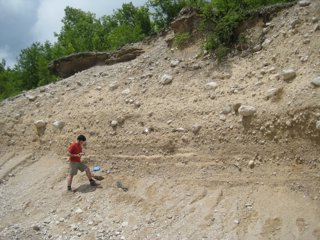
[0,46,16,67]
[0,0,30,13]
[32,1,65,43]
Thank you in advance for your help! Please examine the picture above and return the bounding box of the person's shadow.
[74,184,101,193]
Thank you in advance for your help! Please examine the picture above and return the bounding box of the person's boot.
[89,179,97,186]
[67,186,72,191]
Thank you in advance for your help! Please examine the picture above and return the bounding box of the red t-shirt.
[68,142,82,162]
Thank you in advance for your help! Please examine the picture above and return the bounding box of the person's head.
[77,135,86,145]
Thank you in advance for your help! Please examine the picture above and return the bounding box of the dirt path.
[1,150,319,240]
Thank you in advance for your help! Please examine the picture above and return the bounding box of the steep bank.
[0,1,320,239]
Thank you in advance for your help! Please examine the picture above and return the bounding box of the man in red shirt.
[67,135,97,191]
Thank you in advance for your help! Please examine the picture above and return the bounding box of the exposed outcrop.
[48,47,144,78]
[104,47,144,65]
[48,52,110,78]
[170,7,201,34]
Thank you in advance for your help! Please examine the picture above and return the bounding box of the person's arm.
[68,144,85,157]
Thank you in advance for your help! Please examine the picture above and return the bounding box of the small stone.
[238,105,256,117]
[174,128,187,132]
[316,121,320,130]
[303,39,310,44]
[70,224,78,230]
[290,19,300,28]
[75,208,83,214]
[262,38,272,48]
[122,89,130,95]
[208,92,216,99]
[205,82,218,90]
[111,120,118,127]
[300,56,309,62]
[26,95,37,101]
[311,77,320,87]
[253,44,262,52]
[34,120,47,128]
[44,218,51,224]
[219,115,226,121]
[160,74,173,85]
[53,121,65,131]
[33,225,41,231]
[134,102,141,108]
[248,160,255,169]
[34,120,47,136]
[109,81,119,91]
[281,69,296,82]
[221,105,232,115]
[286,120,292,127]
[191,124,202,134]
[39,87,46,93]
[191,64,201,70]
[265,87,283,100]
[298,0,311,7]
[233,103,242,114]
[143,127,154,134]
[170,60,180,67]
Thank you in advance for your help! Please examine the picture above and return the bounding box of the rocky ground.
[0,1,320,239]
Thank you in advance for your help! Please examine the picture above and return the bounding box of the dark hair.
[77,135,86,141]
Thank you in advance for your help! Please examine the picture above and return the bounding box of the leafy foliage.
[173,32,190,49]
[147,0,187,30]
[0,60,20,100]
[15,42,58,90]
[202,0,294,60]
[56,7,106,53]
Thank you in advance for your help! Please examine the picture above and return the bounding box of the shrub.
[173,32,190,49]
[215,45,230,62]
[200,0,295,61]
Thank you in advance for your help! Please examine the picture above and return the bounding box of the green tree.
[147,0,187,30]
[15,42,57,90]
[114,3,152,36]
[107,24,143,49]
[0,59,21,100]
[55,7,105,53]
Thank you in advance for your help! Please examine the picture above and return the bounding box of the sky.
[0,0,147,67]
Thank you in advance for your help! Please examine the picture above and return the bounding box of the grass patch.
[173,32,190,49]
